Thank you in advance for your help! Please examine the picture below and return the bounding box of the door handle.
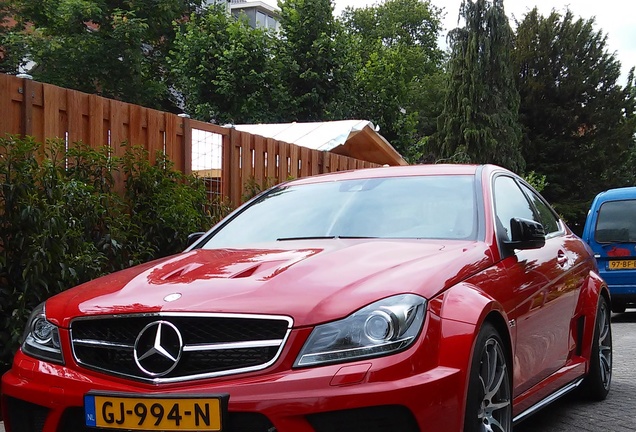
[557,250,569,267]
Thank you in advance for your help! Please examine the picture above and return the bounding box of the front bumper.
[2,346,462,432]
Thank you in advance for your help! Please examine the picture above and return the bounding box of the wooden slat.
[66,89,84,147]
[42,84,61,141]
[165,114,183,171]
[88,94,104,149]
[146,110,163,161]
[278,141,288,183]
[0,74,13,137]
[299,147,310,177]
[182,116,192,175]
[21,79,35,138]
[289,143,299,179]
[253,135,265,185]
[109,99,127,158]
[240,131,253,200]
[129,104,144,148]
[311,151,319,175]
[266,138,277,181]
[230,128,242,206]
[221,131,232,200]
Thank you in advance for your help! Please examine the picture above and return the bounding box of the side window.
[596,200,636,243]
[519,184,561,235]
[493,176,538,241]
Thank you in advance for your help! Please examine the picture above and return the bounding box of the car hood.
[46,239,493,328]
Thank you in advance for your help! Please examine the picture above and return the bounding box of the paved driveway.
[1,313,635,432]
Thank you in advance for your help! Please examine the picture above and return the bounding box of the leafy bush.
[0,136,215,374]
[122,146,214,259]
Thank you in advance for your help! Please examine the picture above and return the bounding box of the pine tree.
[513,8,636,229]
[434,0,523,172]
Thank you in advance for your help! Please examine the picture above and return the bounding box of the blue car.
[582,187,636,313]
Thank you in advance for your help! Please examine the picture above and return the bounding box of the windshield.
[595,199,636,243]
[202,175,478,248]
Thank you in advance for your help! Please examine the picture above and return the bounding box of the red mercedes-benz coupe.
[1,164,611,432]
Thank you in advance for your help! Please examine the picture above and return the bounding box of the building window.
[256,10,266,28]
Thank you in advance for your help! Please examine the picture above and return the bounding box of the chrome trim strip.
[73,339,133,349]
[70,311,294,326]
[512,377,584,424]
[183,339,283,352]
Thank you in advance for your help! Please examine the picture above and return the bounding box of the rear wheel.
[464,323,512,432]
[611,303,626,314]
[581,295,612,400]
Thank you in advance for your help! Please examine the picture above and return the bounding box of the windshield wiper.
[277,236,337,241]
[276,235,378,241]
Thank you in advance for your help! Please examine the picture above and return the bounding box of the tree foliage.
[277,0,352,121]
[340,0,446,161]
[513,8,636,229]
[4,0,202,109]
[434,0,524,172]
[168,5,282,124]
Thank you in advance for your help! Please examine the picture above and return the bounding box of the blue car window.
[595,200,636,243]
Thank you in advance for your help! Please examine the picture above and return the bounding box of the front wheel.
[581,295,612,400]
[464,323,512,432]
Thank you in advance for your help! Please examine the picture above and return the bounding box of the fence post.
[179,114,192,176]
[18,74,33,137]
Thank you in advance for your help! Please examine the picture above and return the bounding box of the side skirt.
[512,377,584,425]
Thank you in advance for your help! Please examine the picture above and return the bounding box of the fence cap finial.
[16,73,33,80]
[178,113,191,118]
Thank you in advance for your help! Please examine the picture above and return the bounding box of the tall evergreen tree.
[434,0,523,172]
[513,8,636,230]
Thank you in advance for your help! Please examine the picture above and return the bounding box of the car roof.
[594,186,636,202]
[285,164,500,186]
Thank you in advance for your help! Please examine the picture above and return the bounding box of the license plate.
[84,392,227,431]
[608,260,636,270]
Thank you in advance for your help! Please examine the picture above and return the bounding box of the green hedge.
[0,135,222,374]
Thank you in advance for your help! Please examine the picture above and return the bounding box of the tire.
[464,323,512,432]
[611,303,626,314]
[581,295,612,400]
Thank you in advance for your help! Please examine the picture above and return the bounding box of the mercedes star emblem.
[133,320,183,377]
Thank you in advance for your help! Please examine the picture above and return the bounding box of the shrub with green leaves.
[0,136,214,374]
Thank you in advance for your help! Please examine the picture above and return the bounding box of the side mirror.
[505,218,546,250]
[186,232,206,248]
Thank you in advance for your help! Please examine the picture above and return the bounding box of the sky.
[264,0,636,86]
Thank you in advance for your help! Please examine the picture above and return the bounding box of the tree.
[0,0,25,73]
[433,0,524,172]
[5,0,202,110]
[168,5,282,124]
[277,0,351,121]
[513,8,636,229]
[340,0,446,162]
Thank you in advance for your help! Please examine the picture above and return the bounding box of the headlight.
[21,302,64,364]
[294,294,426,367]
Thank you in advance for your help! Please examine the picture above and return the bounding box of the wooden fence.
[0,73,381,206]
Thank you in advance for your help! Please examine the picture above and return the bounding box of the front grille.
[71,313,292,383]
[306,405,420,432]
[4,397,49,432]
